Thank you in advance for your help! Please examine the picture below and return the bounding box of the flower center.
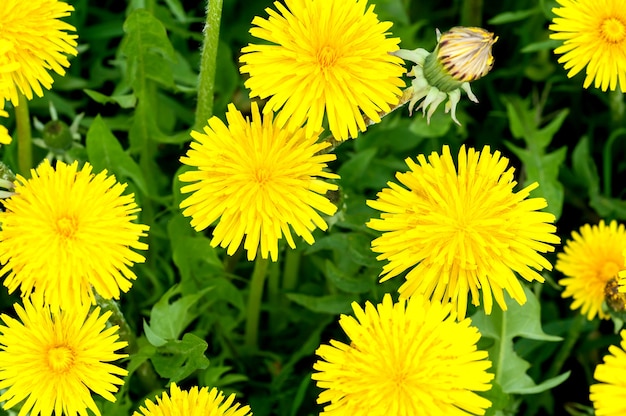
[253,166,273,187]
[600,17,626,44]
[600,261,620,280]
[316,45,338,68]
[56,216,78,239]
[47,345,75,373]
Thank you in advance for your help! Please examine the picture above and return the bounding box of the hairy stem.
[194,0,223,131]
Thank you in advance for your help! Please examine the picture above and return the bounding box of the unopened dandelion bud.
[43,119,73,150]
[396,26,497,125]
[435,27,497,83]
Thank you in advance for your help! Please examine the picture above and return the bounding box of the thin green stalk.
[194,0,223,131]
[15,93,32,176]
[245,256,270,349]
[546,313,585,379]
[282,248,301,292]
[460,0,484,27]
[609,89,625,129]
[603,128,626,197]
[267,260,280,333]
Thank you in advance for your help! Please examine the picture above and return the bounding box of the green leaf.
[147,284,213,341]
[488,8,540,25]
[168,213,223,281]
[324,260,374,294]
[143,319,168,347]
[150,333,210,382]
[521,39,562,53]
[286,293,356,314]
[120,9,175,92]
[590,194,626,220]
[472,285,565,399]
[85,115,150,196]
[506,143,566,219]
[84,89,137,108]
[338,148,378,190]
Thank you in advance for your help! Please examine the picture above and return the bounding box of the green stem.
[267,260,280,333]
[15,93,32,176]
[194,0,223,131]
[546,313,585,379]
[282,248,301,292]
[603,129,626,197]
[609,89,625,129]
[460,0,484,27]
[245,256,270,349]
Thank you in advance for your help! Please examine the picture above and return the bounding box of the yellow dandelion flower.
[366,145,560,320]
[556,220,626,320]
[396,27,497,125]
[133,383,252,416]
[590,329,626,415]
[0,299,128,416]
[0,0,78,105]
[239,0,405,141]
[550,0,626,92]
[0,160,149,309]
[313,293,493,415]
[179,102,339,262]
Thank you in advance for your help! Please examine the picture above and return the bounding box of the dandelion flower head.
[313,293,493,415]
[133,383,252,416]
[556,220,626,320]
[367,145,560,319]
[179,102,339,262]
[590,329,626,415]
[239,0,405,141]
[550,0,626,92]
[0,299,128,416]
[0,160,149,309]
[0,0,78,105]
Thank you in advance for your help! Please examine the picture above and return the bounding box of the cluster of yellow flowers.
[0,0,625,414]
[0,1,252,416]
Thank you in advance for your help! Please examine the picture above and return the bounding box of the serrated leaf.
[148,284,213,341]
[150,333,210,382]
[286,293,355,314]
[143,319,168,347]
[506,142,566,219]
[120,9,175,92]
[84,89,137,108]
[325,260,373,294]
[85,115,150,196]
[472,285,564,396]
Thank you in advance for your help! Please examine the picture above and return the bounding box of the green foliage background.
[1,0,625,415]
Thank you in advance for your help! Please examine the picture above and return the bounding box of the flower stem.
[15,93,32,176]
[245,256,270,349]
[282,248,301,292]
[546,313,585,379]
[194,0,223,131]
[609,89,625,129]
[460,0,484,27]
[319,86,414,153]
